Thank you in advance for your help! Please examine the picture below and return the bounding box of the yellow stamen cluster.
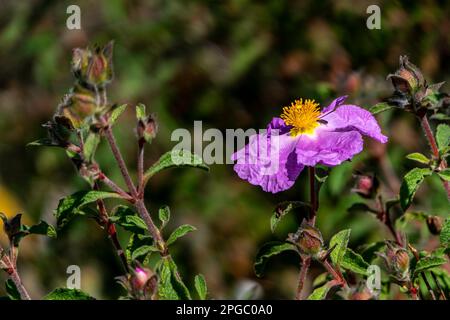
[280,99,321,136]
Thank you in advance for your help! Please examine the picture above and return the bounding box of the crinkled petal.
[231,130,304,193]
[322,104,388,143]
[295,129,363,167]
[321,95,348,114]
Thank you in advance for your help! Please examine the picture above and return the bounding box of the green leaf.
[329,229,351,267]
[27,138,59,147]
[83,132,100,162]
[109,104,127,126]
[307,282,333,300]
[158,205,170,229]
[13,220,58,246]
[406,152,430,165]
[359,242,386,262]
[44,288,95,300]
[369,102,393,115]
[131,244,159,261]
[254,242,298,277]
[194,274,208,300]
[399,168,432,211]
[5,280,21,300]
[436,124,450,151]
[110,206,147,234]
[430,113,450,121]
[437,169,450,181]
[55,191,122,228]
[167,224,196,246]
[136,103,146,120]
[341,248,370,275]
[158,258,191,300]
[144,150,209,182]
[413,256,447,278]
[126,234,154,263]
[440,218,450,247]
[270,201,310,233]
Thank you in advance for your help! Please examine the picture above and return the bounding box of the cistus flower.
[231,96,387,193]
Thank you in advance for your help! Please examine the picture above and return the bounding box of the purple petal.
[295,129,363,167]
[267,117,291,136]
[231,131,304,193]
[322,104,388,143]
[321,95,348,114]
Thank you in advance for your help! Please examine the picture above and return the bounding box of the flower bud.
[294,222,323,256]
[352,173,379,199]
[137,114,158,144]
[0,213,22,242]
[380,241,410,281]
[426,215,443,235]
[72,41,114,88]
[387,56,425,95]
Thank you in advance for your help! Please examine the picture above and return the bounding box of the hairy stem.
[2,255,31,300]
[420,115,450,199]
[103,126,169,257]
[295,256,311,300]
[296,167,318,300]
[322,259,347,288]
[134,200,167,255]
[137,139,145,194]
[104,126,138,197]
[94,182,130,273]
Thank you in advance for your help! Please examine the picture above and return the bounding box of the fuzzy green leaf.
[399,168,432,211]
[406,152,430,165]
[369,102,393,115]
[144,150,209,182]
[55,191,122,228]
[44,288,95,300]
[131,244,159,261]
[167,224,196,246]
[270,201,310,233]
[440,218,450,247]
[83,132,100,162]
[307,282,333,300]
[158,258,191,300]
[254,242,297,277]
[194,274,208,300]
[110,206,147,234]
[158,205,170,229]
[437,169,450,181]
[436,124,450,151]
[330,229,351,267]
[109,104,127,126]
[5,280,21,300]
[341,248,370,275]
[136,103,146,120]
[413,256,447,278]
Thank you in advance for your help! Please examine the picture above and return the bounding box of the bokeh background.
[0,0,449,299]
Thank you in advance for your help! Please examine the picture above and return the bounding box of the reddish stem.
[420,116,450,199]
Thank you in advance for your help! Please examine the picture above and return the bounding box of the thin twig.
[137,139,145,195]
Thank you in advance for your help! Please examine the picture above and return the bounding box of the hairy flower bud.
[387,56,425,95]
[72,41,114,88]
[426,215,443,235]
[380,241,410,282]
[0,213,22,242]
[137,114,158,144]
[293,221,324,256]
[352,173,379,199]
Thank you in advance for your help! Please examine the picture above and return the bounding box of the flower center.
[280,99,320,136]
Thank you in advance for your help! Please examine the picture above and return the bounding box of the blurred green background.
[0,0,449,299]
